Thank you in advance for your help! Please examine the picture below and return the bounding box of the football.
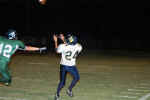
[38,0,47,5]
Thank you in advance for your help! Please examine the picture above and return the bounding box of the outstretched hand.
[39,47,47,53]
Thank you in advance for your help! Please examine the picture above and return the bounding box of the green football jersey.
[0,36,25,62]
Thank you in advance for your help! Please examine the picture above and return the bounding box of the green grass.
[1,51,150,100]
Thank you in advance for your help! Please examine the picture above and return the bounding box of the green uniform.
[0,36,25,85]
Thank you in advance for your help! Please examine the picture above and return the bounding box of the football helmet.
[66,34,77,45]
[6,29,17,40]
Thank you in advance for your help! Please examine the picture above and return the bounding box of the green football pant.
[0,60,11,84]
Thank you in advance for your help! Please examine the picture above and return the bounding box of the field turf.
[1,50,150,100]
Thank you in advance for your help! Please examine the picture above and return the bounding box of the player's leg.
[67,66,80,97]
[0,61,11,86]
[6,66,12,84]
[56,65,67,98]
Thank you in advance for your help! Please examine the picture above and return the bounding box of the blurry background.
[0,0,150,51]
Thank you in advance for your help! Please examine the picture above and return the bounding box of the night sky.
[0,0,150,50]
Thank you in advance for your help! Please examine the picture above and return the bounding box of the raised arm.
[59,34,66,44]
[53,34,58,49]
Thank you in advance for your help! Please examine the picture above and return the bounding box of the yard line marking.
[140,83,150,86]
[139,93,150,100]
[121,91,144,95]
[28,62,49,65]
[128,89,150,92]
[117,95,137,98]
[134,87,150,89]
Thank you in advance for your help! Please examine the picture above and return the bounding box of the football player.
[0,29,46,86]
[53,33,82,100]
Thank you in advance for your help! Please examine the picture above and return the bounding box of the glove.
[39,47,47,53]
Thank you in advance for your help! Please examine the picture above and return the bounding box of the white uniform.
[57,43,82,66]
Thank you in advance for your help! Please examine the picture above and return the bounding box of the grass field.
[1,50,150,100]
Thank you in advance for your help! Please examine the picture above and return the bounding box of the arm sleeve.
[78,44,82,53]
[17,41,25,49]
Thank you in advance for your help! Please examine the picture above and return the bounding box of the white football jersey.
[57,43,82,66]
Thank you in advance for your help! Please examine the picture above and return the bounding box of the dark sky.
[0,0,150,42]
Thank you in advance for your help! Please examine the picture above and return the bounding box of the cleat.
[4,82,10,86]
[66,89,73,97]
[54,94,60,100]
[0,82,10,87]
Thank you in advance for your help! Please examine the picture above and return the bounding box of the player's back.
[58,43,82,66]
[0,36,24,62]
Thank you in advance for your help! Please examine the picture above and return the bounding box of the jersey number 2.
[65,51,79,60]
[0,43,13,58]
